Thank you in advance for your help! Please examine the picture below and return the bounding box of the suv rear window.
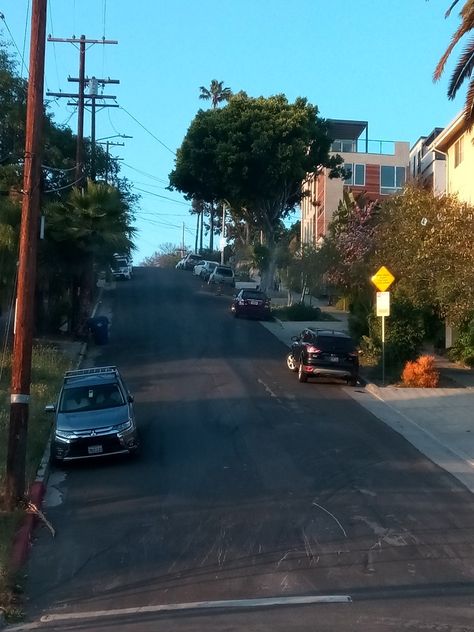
[317,336,355,353]
[242,291,266,300]
[216,267,233,276]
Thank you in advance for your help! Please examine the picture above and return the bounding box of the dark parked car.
[46,366,139,463]
[286,328,359,385]
[231,289,271,319]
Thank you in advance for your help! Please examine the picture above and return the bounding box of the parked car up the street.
[287,328,359,385]
[231,289,271,319]
[208,265,235,287]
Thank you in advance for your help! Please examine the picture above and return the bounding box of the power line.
[118,102,176,155]
[133,186,189,206]
[0,12,29,77]
[121,161,169,184]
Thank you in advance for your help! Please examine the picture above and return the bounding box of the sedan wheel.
[298,361,308,383]
[286,353,297,372]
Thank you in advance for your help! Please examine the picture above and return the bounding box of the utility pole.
[5,0,47,509]
[46,36,118,186]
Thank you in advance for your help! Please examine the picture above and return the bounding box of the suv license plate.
[88,444,103,455]
[330,356,339,363]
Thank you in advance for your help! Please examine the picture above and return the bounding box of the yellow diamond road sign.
[371,266,395,292]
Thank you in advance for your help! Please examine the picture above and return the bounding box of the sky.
[2,0,467,264]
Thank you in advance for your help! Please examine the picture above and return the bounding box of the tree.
[434,0,474,125]
[169,93,343,288]
[199,79,232,109]
[141,243,180,267]
[43,180,136,331]
[374,185,474,326]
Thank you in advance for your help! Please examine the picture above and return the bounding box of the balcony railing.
[331,138,396,156]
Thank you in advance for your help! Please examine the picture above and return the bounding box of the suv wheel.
[298,361,308,383]
[286,353,297,372]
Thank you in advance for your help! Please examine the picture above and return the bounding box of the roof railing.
[64,366,118,381]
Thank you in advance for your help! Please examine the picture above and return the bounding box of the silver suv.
[46,366,139,463]
[208,265,235,287]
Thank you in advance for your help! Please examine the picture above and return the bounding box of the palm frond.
[448,37,474,97]
[434,20,472,80]
[463,76,474,127]
[445,0,462,18]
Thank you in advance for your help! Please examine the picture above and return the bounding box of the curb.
[7,295,102,577]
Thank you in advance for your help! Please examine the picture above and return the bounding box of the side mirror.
[128,394,134,403]
[45,404,56,413]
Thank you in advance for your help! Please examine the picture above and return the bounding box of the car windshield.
[60,384,125,412]
[111,259,128,270]
[216,268,233,276]
[317,336,355,353]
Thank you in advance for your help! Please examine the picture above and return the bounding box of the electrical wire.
[21,0,30,78]
[42,164,76,172]
[0,12,29,77]
[133,186,189,206]
[117,102,176,156]
[44,177,83,194]
[121,162,169,184]
[48,2,62,90]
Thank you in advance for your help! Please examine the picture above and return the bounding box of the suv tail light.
[307,346,320,354]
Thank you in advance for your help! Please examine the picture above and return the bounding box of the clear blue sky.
[2,0,466,263]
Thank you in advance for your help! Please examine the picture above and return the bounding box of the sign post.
[371,267,395,386]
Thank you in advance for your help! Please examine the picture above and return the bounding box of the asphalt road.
[17,267,474,631]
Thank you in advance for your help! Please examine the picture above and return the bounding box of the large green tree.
[169,93,343,287]
[435,0,474,124]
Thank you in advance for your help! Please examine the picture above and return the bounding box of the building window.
[454,136,464,167]
[343,163,365,186]
[380,165,405,194]
[331,139,356,153]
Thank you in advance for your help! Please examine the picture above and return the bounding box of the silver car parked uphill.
[46,366,139,463]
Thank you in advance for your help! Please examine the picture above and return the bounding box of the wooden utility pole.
[46,36,118,186]
[5,0,47,509]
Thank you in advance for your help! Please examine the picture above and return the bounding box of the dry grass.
[0,343,71,619]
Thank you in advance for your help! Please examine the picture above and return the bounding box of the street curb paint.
[7,292,102,576]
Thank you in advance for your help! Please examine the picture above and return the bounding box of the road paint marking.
[40,595,352,623]
[257,378,277,398]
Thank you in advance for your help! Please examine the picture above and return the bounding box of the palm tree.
[43,179,136,332]
[199,79,232,109]
[434,0,474,125]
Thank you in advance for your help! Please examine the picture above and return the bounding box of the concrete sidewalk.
[262,310,474,495]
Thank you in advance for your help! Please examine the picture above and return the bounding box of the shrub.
[368,296,425,368]
[401,355,439,388]
[448,318,474,367]
[272,303,324,321]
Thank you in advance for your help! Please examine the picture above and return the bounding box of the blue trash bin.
[87,316,109,345]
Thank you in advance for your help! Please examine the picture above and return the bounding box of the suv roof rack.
[64,366,119,382]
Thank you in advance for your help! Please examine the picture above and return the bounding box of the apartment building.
[433,111,474,204]
[409,127,446,194]
[301,119,410,245]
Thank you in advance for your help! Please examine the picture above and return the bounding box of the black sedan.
[231,289,272,319]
